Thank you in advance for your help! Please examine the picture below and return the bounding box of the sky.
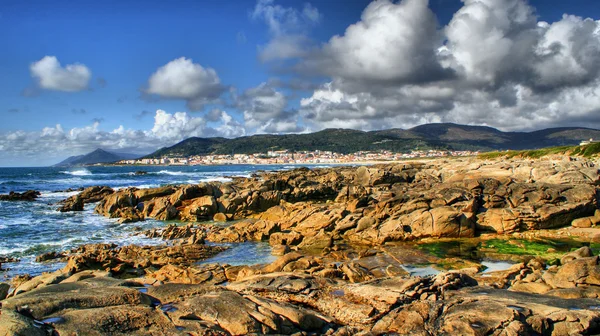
[2,0,600,166]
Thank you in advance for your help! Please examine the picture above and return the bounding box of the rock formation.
[2,156,600,335]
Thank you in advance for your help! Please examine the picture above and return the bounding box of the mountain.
[144,123,600,158]
[54,149,142,167]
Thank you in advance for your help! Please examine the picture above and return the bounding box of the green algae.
[417,237,591,262]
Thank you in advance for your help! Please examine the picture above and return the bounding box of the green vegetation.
[479,143,600,160]
[417,237,590,261]
[144,123,600,159]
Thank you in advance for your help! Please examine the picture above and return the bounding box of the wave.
[156,170,194,176]
[0,237,81,256]
[62,169,93,176]
[39,191,80,198]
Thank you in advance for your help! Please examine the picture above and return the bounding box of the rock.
[180,195,217,221]
[0,190,40,201]
[263,252,303,273]
[58,195,84,212]
[2,282,151,320]
[35,251,66,262]
[171,290,329,335]
[0,310,48,336]
[134,170,147,175]
[572,216,594,228]
[545,256,600,288]
[355,216,376,232]
[115,207,144,223]
[213,212,228,222]
[271,244,291,256]
[0,282,10,300]
[53,304,175,335]
[560,246,593,265]
[298,230,333,250]
[61,242,227,275]
[58,186,114,212]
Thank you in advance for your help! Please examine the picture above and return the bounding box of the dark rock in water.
[134,170,148,175]
[0,190,40,201]
[35,251,66,262]
[54,187,85,193]
[0,256,19,263]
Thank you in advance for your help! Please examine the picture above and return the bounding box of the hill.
[143,123,600,158]
[54,149,141,167]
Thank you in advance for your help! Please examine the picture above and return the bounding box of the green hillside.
[144,123,600,158]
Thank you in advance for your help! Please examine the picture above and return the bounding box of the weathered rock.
[58,186,114,212]
[2,281,151,319]
[0,310,48,336]
[213,212,228,222]
[0,190,40,201]
[0,282,10,300]
[35,251,66,262]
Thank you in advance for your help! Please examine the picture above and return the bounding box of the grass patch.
[478,143,600,160]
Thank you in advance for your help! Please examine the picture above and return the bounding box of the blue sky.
[2,0,600,166]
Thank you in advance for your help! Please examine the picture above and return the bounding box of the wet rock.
[35,251,66,262]
[62,242,227,275]
[0,190,40,201]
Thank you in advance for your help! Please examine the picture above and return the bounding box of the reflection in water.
[200,241,277,266]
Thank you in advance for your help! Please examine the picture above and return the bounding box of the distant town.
[117,149,480,166]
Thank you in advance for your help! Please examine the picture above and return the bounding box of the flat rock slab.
[2,282,151,320]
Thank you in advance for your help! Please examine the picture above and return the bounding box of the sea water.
[0,164,306,279]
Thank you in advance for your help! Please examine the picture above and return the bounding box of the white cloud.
[258,34,311,62]
[251,0,320,61]
[237,82,305,133]
[30,56,91,92]
[295,0,600,132]
[0,110,246,166]
[146,57,226,111]
[214,111,247,138]
[311,0,448,85]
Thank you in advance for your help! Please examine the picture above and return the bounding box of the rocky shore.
[2,156,600,335]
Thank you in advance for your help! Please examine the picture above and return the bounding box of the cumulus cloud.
[213,110,247,138]
[0,110,246,166]
[236,82,305,133]
[295,0,600,132]
[307,0,449,87]
[146,57,226,111]
[251,0,320,61]
[30,56,91,92]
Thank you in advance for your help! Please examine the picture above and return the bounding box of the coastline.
[2,155,600,334]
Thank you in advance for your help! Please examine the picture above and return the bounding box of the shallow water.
[201,241,277,266]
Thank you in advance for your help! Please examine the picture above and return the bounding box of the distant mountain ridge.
[54,149,141,167]
[144,123,600,159]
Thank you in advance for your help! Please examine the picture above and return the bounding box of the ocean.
[0,164,320,280]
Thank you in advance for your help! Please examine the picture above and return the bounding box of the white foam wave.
[200,177,232,183]
[62,169,92,176]
[0,246,28,255]
[39,191,80,199]
[156,170,192,176]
